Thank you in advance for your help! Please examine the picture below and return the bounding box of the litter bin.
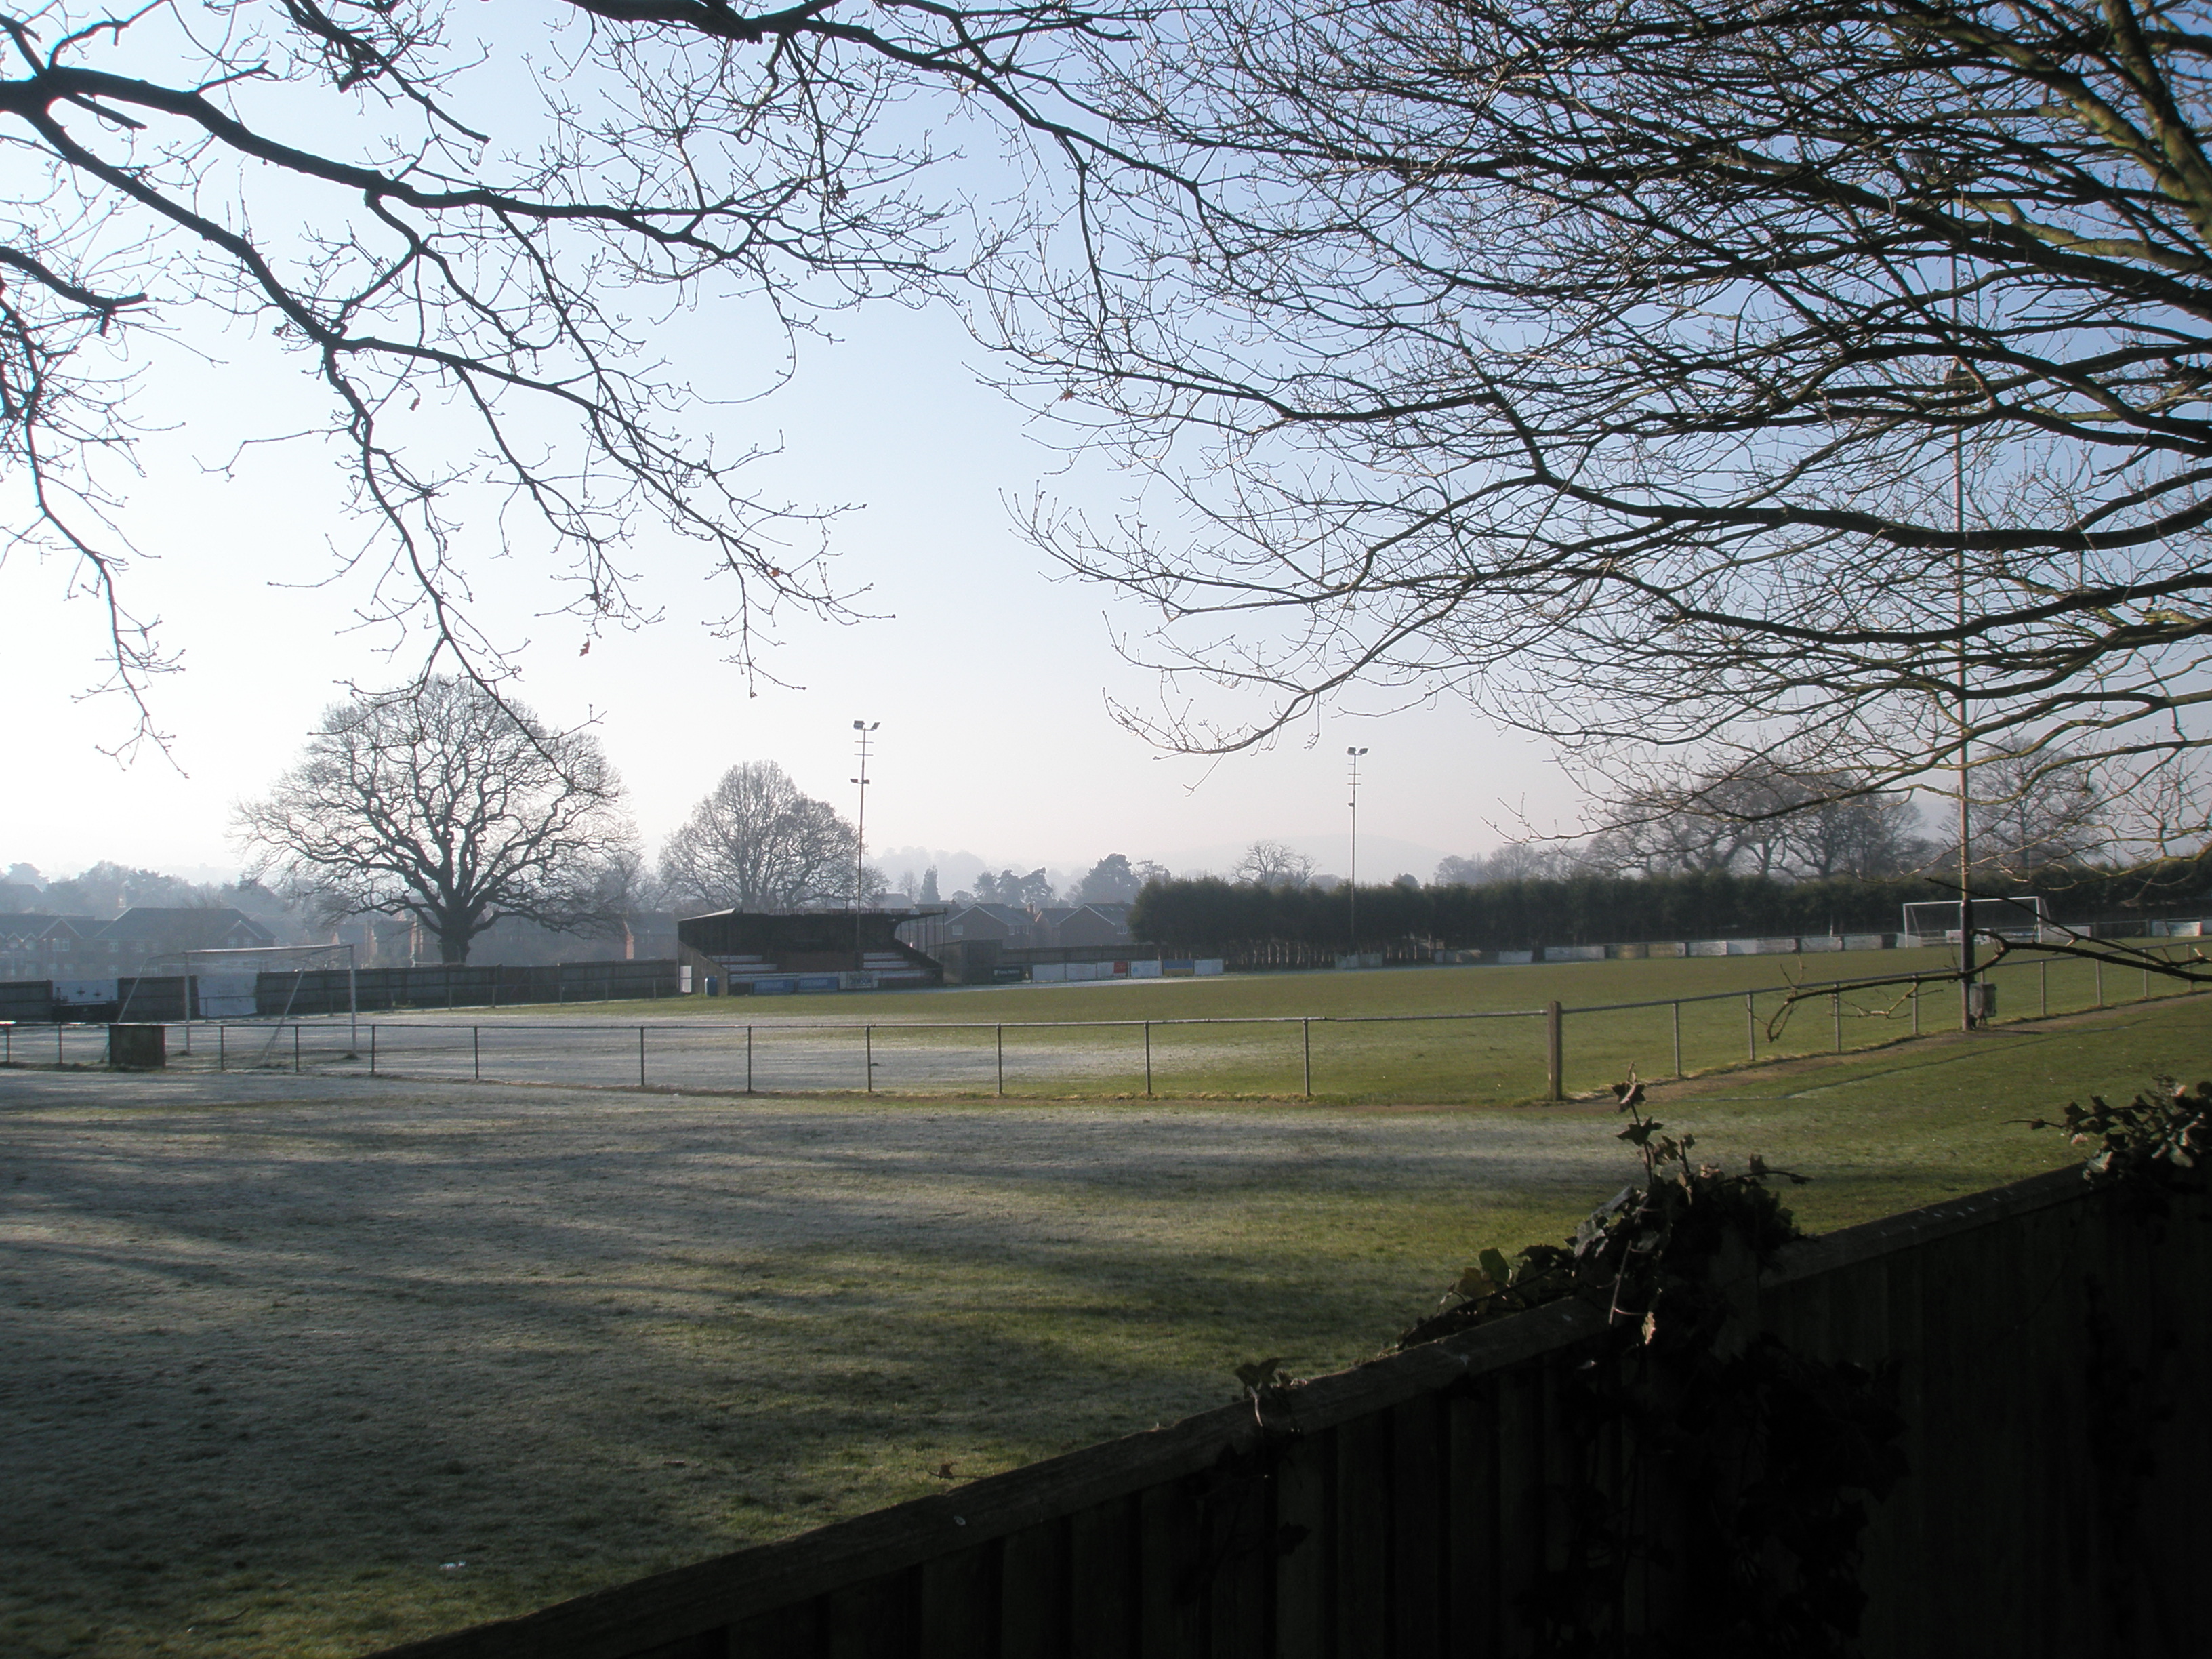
[108,1024,167,1069]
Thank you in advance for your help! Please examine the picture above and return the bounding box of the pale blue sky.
[1,41,1580,886]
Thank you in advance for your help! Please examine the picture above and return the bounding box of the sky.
[0,49,1582,893]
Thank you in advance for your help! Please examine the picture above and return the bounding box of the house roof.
[959,903,1036,926]
[0,913,104,943]
[98,907,279,948]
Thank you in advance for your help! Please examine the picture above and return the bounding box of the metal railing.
[5,945,2199,1100]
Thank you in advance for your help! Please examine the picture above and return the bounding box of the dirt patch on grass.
[0,1069,1619,1658]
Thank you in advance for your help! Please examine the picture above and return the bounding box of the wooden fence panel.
[1331,1412,1391,1659]
[1387,1397,1442,1659]
[1272,1430,1329,1659]
[375,1169,2206,1659]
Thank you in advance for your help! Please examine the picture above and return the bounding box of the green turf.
[5,997,2203,1656]
[1630,994,2209,1232]
[501,945,2204,1106]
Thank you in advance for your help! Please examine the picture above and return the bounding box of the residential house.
[0,914,110,981]
[1031,907,1080,947]
[933,903,1043,947]
[1054,903,1136,949]
[91,907,279,975]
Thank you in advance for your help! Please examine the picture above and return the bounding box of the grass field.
[365,943,2207,1104]
[1,992,2204,1657]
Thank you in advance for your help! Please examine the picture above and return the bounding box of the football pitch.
[0,989,2203,1657]
[179,941,2208,1104]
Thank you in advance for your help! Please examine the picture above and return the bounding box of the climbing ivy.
[1397,1074,1906,1656]
[2019,1076,2211,1210]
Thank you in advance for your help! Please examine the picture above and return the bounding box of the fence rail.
[363,1164,2209,1659]
[5,945,2200,1101]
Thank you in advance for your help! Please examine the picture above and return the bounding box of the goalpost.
[121,943,359,1057]
[1898,895,2053,947]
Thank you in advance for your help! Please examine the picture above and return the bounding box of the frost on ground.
[0,1069,1621,1658]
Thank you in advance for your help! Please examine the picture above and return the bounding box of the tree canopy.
[657,759,876,912]
[239,677,634,961]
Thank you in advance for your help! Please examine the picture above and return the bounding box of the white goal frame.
[1900,895,2053,945]
[121,942,358,1052]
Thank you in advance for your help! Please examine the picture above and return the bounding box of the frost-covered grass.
[0,995,2198,1656]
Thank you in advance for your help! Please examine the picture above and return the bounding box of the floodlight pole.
[852,720,879,963]
[1950,241,1979,1033]
[1954,373,1977,1031]
[1346,747,1369,956]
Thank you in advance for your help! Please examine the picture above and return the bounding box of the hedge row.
[1126,860,2212,956]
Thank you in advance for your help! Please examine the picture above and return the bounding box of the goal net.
[124,942,358,1021]
[1899,895,2053,945]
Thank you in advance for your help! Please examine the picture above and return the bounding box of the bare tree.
[1776,782,1931,882]
[1584,760,1936,882]
[240,678,634,962]
[7,0,1143,743]
[657,760,872,913]
[1942,745,2111,878]
[991,0,2212,861]
[1231,838,1317,888]
[1434,842,1580,885]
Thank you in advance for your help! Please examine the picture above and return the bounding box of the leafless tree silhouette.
[657,758,873,912]
[987,0,2212,857]
[1,0,1147,747]
[240,676,635,962]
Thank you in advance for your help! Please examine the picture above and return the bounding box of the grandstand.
[676,909,943,994]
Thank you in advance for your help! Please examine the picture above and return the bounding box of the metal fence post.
[1832,989,1843,1053]
[220,1023,227,1072]
[638,1025,647,1088]
[2095,960,2104,1008]
[1143,1021,1153,1099]
[293,1024,301,1073]
[1545,1001,1563,1101]
[746,1025,754,1094]
[1912,979,1921,1036]
[1672,1002,1683,1078]
[1746,994,1757,1063]
[473,1025,481,1081]
[865,1025,874,1094]
[1303,1017,1312,1098]
[2041,960,2048,1017]
[996,1025,1004,1097]
[2143,965,2152,1002]
[367,1025,373,1076]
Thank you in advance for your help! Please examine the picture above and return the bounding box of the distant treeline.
[1128,861,2212,960]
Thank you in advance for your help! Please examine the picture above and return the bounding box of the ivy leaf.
[1234,1357,1287,1392]
[1452,1265,1500,1299]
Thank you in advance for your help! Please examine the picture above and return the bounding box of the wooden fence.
[375,1164,2209,1658]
